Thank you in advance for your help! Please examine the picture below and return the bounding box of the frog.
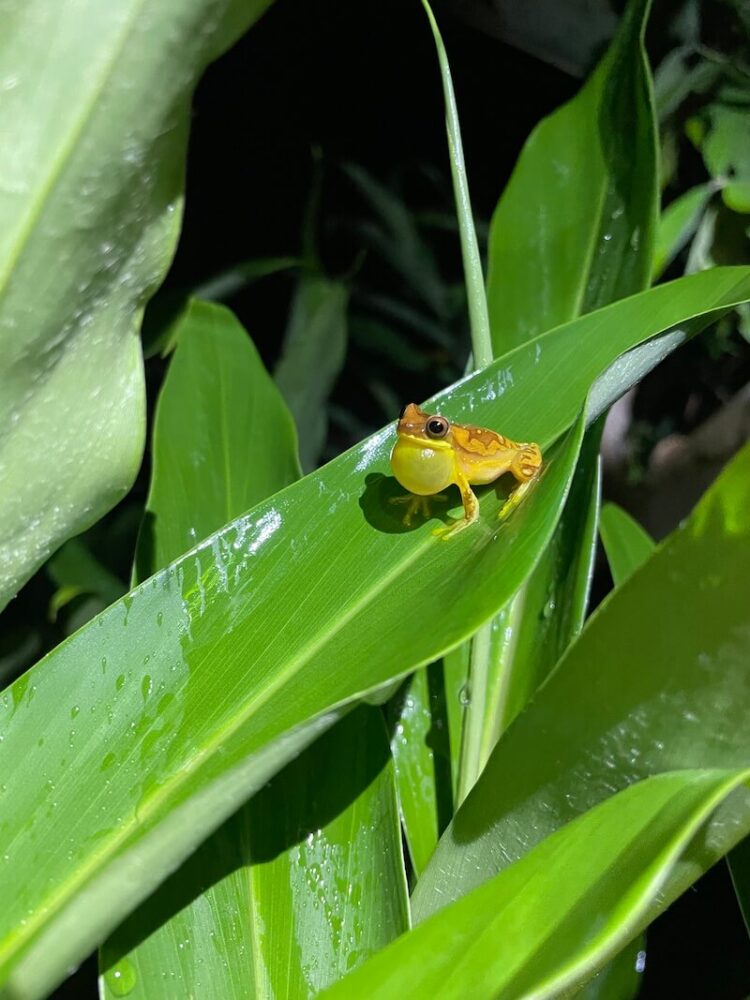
[389,403,542,535]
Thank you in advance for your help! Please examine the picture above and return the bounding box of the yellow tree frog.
[389,403,542,535]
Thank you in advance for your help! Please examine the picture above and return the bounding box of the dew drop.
[105,957,137,996]
[458,684,471,707]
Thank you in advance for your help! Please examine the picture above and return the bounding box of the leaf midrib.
[0,0,150,306]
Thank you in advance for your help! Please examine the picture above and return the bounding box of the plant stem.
[421,0,493,368]
[422,0,496,804]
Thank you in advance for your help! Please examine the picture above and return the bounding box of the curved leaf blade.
[103,301,407,999]
[486,0,657,353]
[323,770,750,1000]
[599,502,655,587]
[274,275,349,473]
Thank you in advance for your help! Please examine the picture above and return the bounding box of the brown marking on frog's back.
[451,423,513,456]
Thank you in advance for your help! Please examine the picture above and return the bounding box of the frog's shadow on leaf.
[359,472,452,535]
[359,473,458,534]
[359,473,520,535]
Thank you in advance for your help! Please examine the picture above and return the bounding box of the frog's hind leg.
[498,443,543,521]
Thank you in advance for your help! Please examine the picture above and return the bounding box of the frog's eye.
[426,416,449,439]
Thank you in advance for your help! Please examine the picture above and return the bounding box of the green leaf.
[0,0,273,613]
[421,0,491,367]
[47,538,126,622]
[486,0,657,354]
[462,430,601,759]
[105,300,407,998]
[599,502,655,587]
[702,103,750,214]
[323,769,750,1000]
[274,275,349,473]
[134,300,300,582]
[574,936,645,1000]
[101,707,408,1000]
[1,269,749,997]
[389,666,451,879]
[652,184,714,280]
[413,439,750,921]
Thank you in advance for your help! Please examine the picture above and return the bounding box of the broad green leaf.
[1,268,749,997]
[275,275,349,472]
[104,300,407,998]
[134,300,300,582]
[101,707,407,1000]
[0,0,273,613]
[323,770,750,1000]
[652,184,714,280]
[599,502,655,587]
[486,0,658,353]
[413,438,750,920]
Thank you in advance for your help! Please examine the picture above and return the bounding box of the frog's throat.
[397,432,453,451]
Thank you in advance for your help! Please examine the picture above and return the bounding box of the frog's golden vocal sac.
[389,403,542,536]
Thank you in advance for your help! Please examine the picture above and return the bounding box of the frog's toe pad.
[389,493,447,526]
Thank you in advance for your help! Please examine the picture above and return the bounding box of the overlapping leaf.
[102,301,407,999]
[325,770,750,999]
[0,0,273,612]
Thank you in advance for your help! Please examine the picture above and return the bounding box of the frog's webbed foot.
[389,492,448,526]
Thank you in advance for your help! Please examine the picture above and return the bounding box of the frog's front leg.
[389,492,448,526]
[498,443,542,521]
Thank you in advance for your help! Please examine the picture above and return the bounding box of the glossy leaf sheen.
[0,0,272,611]
[486,0,657,353]
[599,502,655,587]
[324,770,750,1000]
[1,269,749,996]
[104,301,407,999]
[414,440,750,919]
